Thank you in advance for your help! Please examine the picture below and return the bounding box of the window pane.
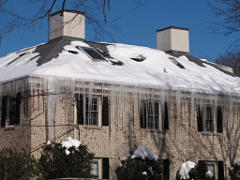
[140,100,159,129]
[206,163,215,178]
[90,161,99,177]
[85,97,98,126]
[205,106,214,132]
[82,48,105,60]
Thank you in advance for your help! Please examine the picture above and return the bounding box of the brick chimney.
[156,26,190,53]
[50,10,85,40]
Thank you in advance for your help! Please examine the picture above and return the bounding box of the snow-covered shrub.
[229,163,240,180]
[116,146,162,180]
[0,149,39,180]
[177,161,213,180]
[39,137,94,179]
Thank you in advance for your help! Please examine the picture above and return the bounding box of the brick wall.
[0,80,239,179]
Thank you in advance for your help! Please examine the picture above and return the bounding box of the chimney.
[50,10,85,40]
[156,26,189,53]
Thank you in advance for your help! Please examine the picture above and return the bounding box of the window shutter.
[140,101,146,128]
[76,94,84,125]
[163,102,169,130]
[102,96,109,126]
[15,93,21,125]
[217,106,223,133]
[218,161,224,180]
[102,158,109,179]
[197,105,203,131]
[163,159,169,180]
[1,96,7,127]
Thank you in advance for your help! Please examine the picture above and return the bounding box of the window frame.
[199,161,219,180]
[84,96,100,126]
[140,99,161,130]
[90,159,100,178]
[76,94,103,127]
[1,94,21,128]
[77,46,106,62]
[197,104,221,133]
[140,99,169,131]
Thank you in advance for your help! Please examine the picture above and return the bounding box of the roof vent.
[50,10,85,40]
[157,26,190,53]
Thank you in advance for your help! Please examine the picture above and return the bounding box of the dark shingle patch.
[167,50,236,77]
[32,36,113,67]
[33,37,72,66]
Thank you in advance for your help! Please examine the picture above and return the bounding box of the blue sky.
[0,0,238,61]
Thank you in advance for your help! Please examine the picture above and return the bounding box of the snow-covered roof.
[0,36,239,96]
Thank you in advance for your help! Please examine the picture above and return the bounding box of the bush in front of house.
[116,146,162,180]
[38,138,94,179]
[229,163,240,180]
[116,157,162,180]
[0,148,39,180]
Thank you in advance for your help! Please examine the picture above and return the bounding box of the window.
[206,162,216,179]
[197,104,223,133]
[90,160,99,178]
[1,93,21,127]
[90,158,109,179]
[140,100,159,129]
[77,46,106,61]
[206,106,214,132]
[199,161,224,180]
[168,57,185,69]
[85,96,99,125]
[140,100,169,130]
[75,94,109,126]
[197,105,214,132]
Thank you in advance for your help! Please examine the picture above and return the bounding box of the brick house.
[0,10,240,179]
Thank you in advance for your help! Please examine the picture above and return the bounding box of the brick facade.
[0,78,240,179]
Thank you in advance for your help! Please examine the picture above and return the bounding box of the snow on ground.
[61,137,82,155]
[0,40,240,96]
[178,161,196,179]
[131,145,157,160]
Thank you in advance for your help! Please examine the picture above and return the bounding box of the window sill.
[4,125,15,131]
[140,128,167,133]
[78,125,102,129]
[199,131,222,135]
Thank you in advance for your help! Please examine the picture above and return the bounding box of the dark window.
[140,100,159,129]
[1,93,21,127]
[199,161,224,180]
[197,105,214,132]
[76,94,109,126]
[169,57,185,69]
[82,48,105,61]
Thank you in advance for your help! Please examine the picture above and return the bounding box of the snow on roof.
[131,145,157,160]
[0,37,239,96]
[178,161,196,179]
